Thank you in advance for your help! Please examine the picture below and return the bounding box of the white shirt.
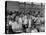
[28,19,31,27]
[23,15,28,24]
[11,21,22,30]
[18,17,22,24]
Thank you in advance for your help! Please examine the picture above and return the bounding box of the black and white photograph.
[5,1,45,34]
